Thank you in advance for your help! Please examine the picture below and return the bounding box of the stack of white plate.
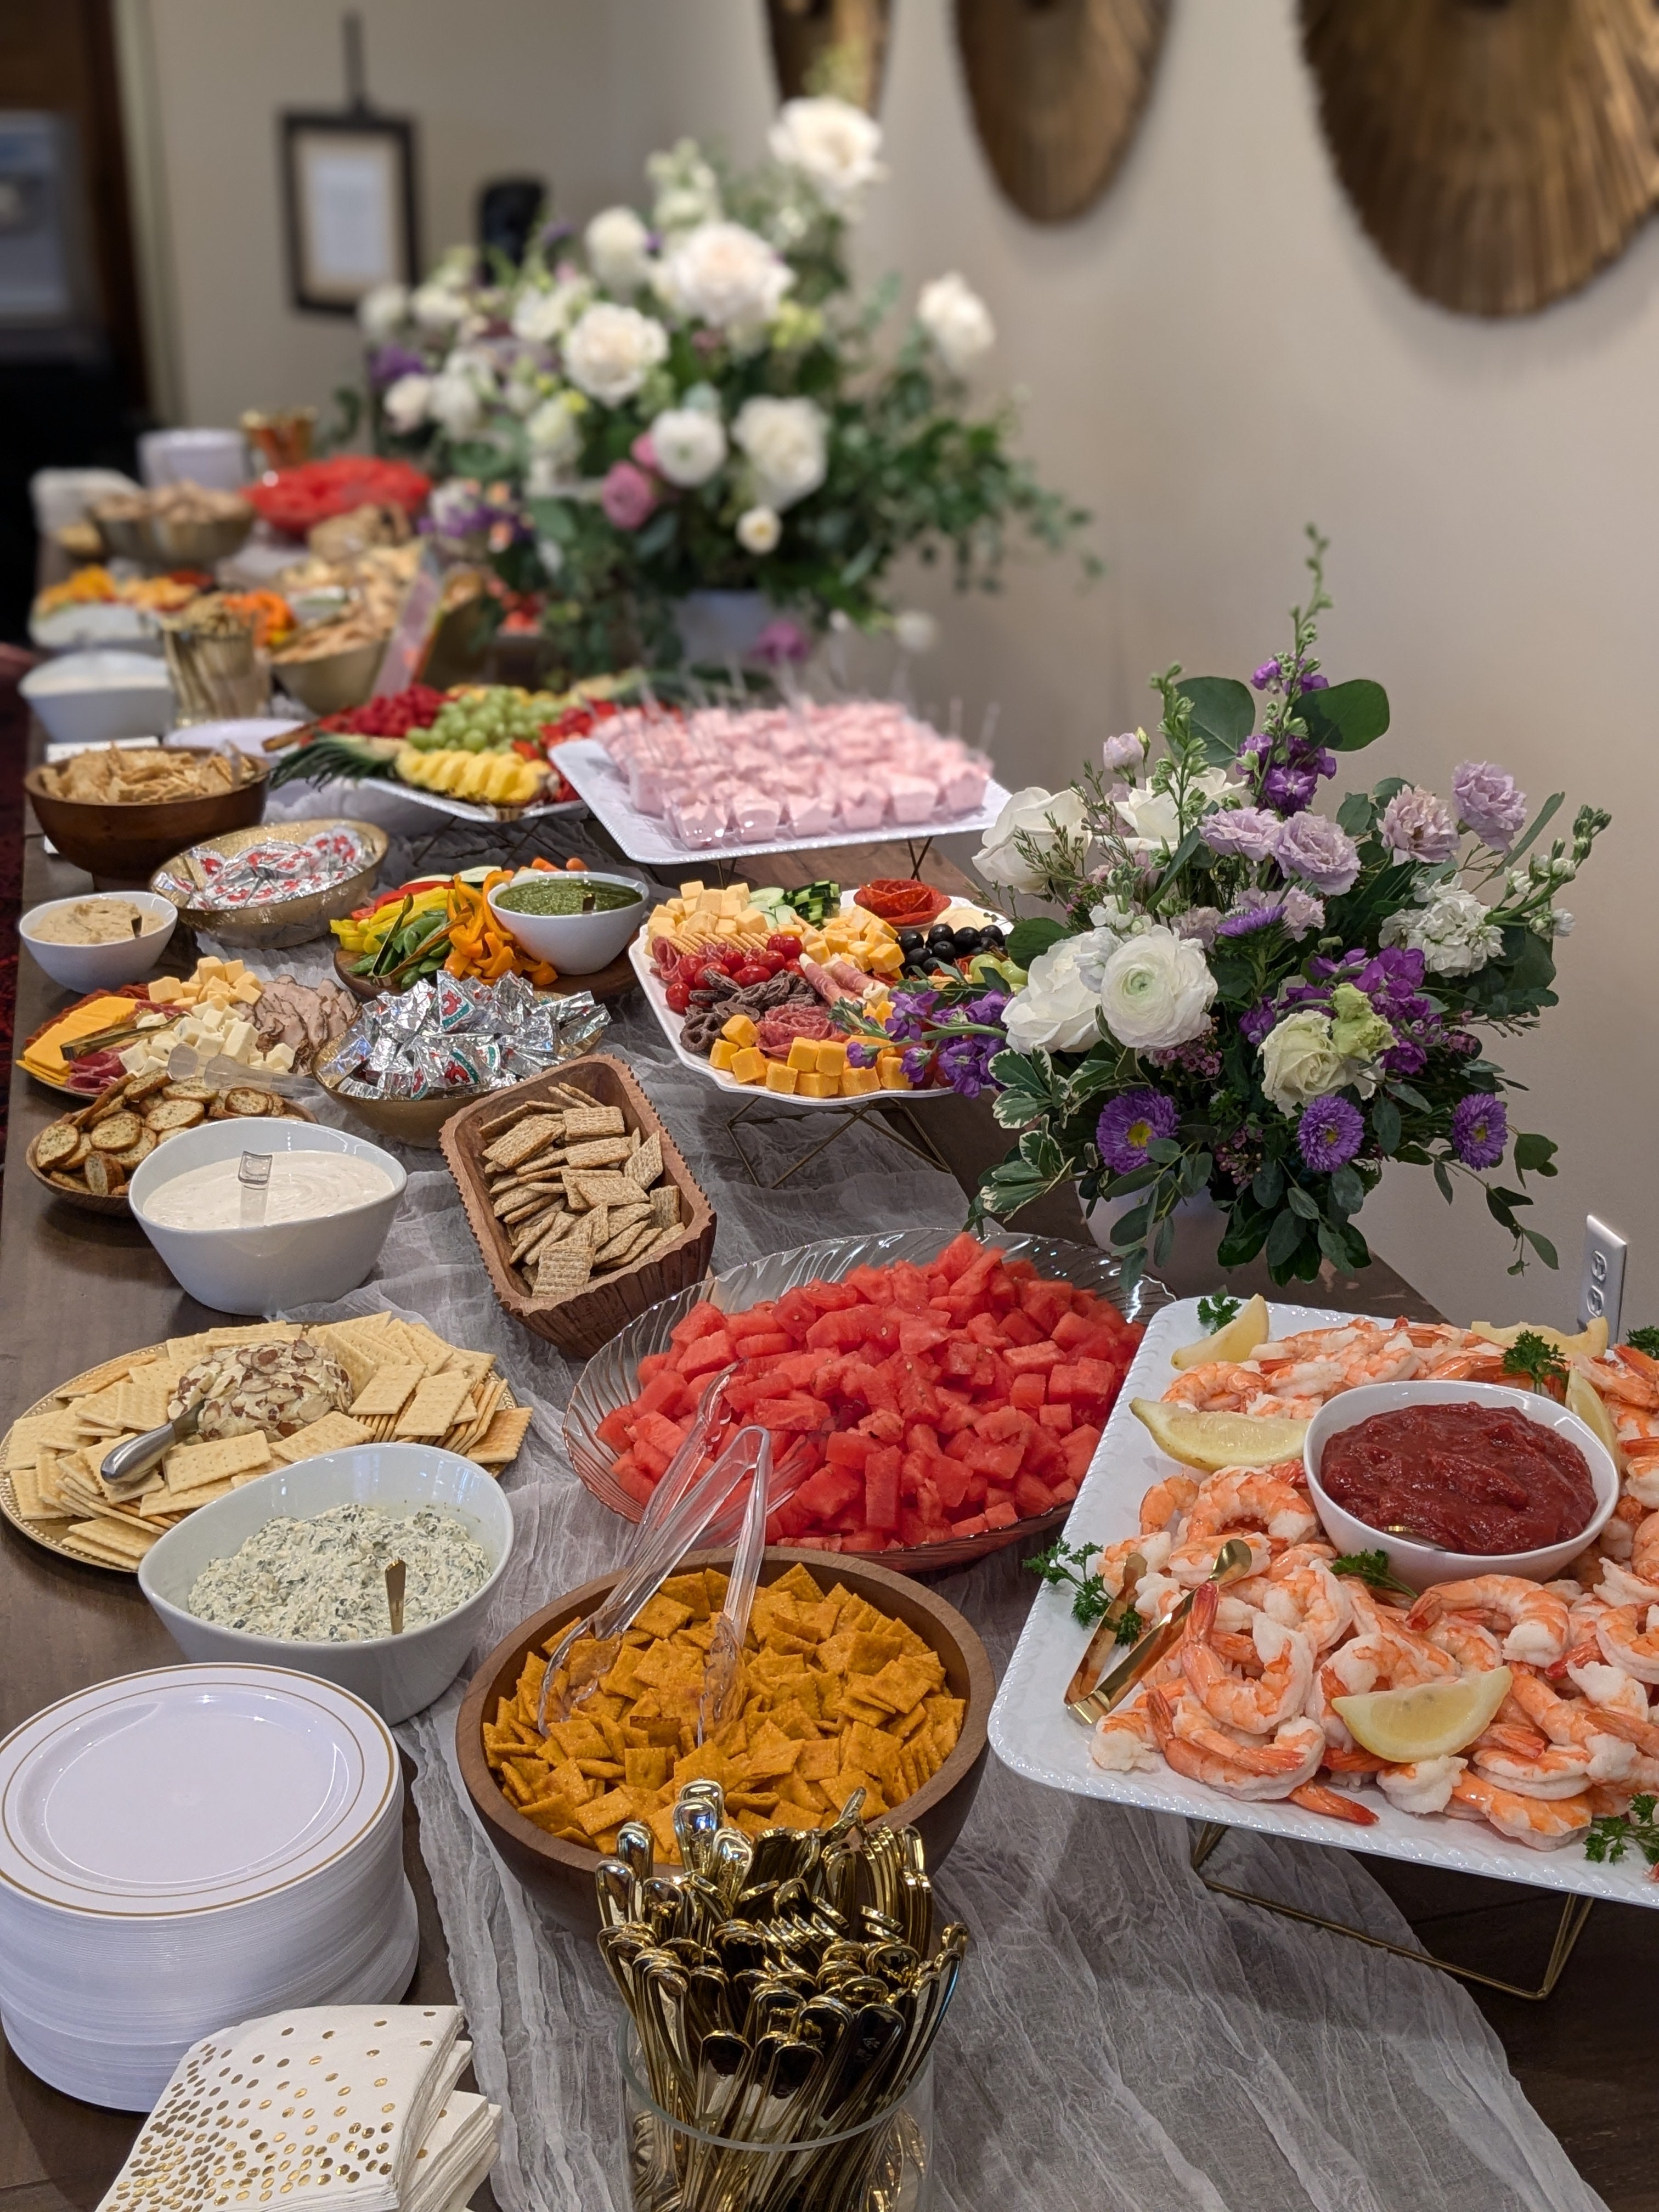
[0,1663,417,2111]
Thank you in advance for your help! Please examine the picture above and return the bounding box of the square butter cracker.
[395,1370,473,1439]
[347,1364,424,1420]
[272,1412,373,1463]
[165,1431,272,1493]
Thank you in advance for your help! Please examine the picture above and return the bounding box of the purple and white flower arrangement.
[947,533,1608,1286]
[352,98,1090,674]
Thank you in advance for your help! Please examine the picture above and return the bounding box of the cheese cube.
[764,1062,799,1096]
[223,1019,256,1062]
[220,960,246,980]
[146,977,184,1005]
[730,1047,767,1085]
[868,943,904,977]
[814,1040,848,1076]
[795,1073,838,1100]
[786,1037,821,1073]
[679,880,705,901]
[721,1013,758,1048]
[839,1065,881,1098]
[263,1043,296,1073]
[709,1040,740,1072]
[197,957,225,975]
[877,1059,912,1092]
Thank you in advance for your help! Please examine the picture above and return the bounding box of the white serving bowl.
[1304,1379,1617,1593]
[487,866,648,974]
[127,1120,405,1314]
[139,1447,517,1724]
[138,426,248,489]
[19,889,177,990]
[20,648,176,745]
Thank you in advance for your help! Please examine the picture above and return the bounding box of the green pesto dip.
[495,877,641,916]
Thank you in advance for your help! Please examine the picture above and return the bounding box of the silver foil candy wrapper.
[329,974,609,1101]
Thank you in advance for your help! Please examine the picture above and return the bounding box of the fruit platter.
[631,876,1017,1107]
[991,1295,1659,1906]
[565,1224,1163,1573]
[268,680,631,822]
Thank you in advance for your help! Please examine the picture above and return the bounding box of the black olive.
[927,926,955,947]
[951,927,983,955]
[897,929,923,952]
[980,924,1006,947]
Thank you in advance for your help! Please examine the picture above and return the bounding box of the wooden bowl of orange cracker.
[456,1547,992,1929]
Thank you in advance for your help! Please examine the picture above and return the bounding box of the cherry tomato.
[767,933,802,956]
[732,962,770,987]
[751,952,783,978]
[665,980,693,1015]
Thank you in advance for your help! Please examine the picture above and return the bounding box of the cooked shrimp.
[1408,1576,1570,1665]
[1506,1663,1640,1779]
[1578,1356,1659,1410]
[1633,1509,1659,1584]
[1421,1611,1505,1673]
[1180,1580,1313,1733]
[1471,1743,1596,1799]
[1564,1659,1651,1725]
[1419,1348,1509,1382]
[1146,1689,1325,1800]
[1619,1342,1659,1390]
[1165,1691,1320,1774]
[1097,1531,1171,1598]
[1288,1781,1379,1825]
[1447,1774,1592,1849]
[1166,1531,1273,1587]
[1261,1557,1352,1653]
[1163,1362,1269,1412]
[1595,1604,1659,1686]
[1090,1703,1160,1774]
[1138,1476,1199,1536]
[1182,1465,1319,1545]
[1324,1745,1387,1774]
[1595,1560,1659,1611]
[1599,1508,1637,1563]
[1378,1757,1465,1815]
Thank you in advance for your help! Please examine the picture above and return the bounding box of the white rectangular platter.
[554,737,1011,866]
[989,1296,1659,1909]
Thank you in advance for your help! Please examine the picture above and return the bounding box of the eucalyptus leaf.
[1523,1228,1560,1268]
[1434,1160,1454,1203]
[1371,1099,1401,1156]
[1006,916,1066,968]
[1293,678,1391,752]
[1330,1165,1366,1215]
[1285,1183,1319,1220]
[1265,1209,1306,1269]
[1175,675,1256,764]
[1110,1203,1153,1248]
[1504,791,1565,867]
[1514,1131,1558,1177]
[1252,1161,1284,1208]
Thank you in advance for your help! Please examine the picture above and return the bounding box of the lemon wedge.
[1566,1367,1622,1465]
[1130,1398,1308,1472]
[1170,1293,1270,1372]
[1333,1666,1512,1763]
[1470,1316,1607,1359]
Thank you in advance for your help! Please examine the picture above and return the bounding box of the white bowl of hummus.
[20,889,178,991]
[138,1444,516,1723]
[128,1120,406,1314]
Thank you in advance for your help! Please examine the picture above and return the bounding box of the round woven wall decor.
[954,0,1172,223]
[1301,0,1659,317]
[766,0,891,112]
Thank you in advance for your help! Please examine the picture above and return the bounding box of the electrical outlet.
[1581,1215,1627,1341]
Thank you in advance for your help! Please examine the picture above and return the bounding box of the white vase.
[672,589,774,665]
[1088,1189,1226,1280]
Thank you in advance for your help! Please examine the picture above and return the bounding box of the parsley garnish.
[1585,1793,1659,1866]
[1626,1328,1659,1359]
[1026,1538,1109,1625]
[1114,1605,1146,1646]
[1198,1293,1242,1335]
[1329,1549,1417,1601]
[1500,1329,1569,1395]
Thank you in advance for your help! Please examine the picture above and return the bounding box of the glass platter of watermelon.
[563,1226,1172,1573]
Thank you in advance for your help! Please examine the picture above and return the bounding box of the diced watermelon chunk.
[729,1327,792,1357]
[1009,1372,1047,1414]
[983,1500,1020,1530]
[794,1463,865,1522]
[864,1446,901,1531]
[1004,1341,1062,1373]
[611,1453,655,1507]
[1038,1401,1074,1434]
[932,1232,985,1283]
[595,1407,635,1451]
[1062,1424,1103,1480]
[636,1352,672,1383]
[826,1429,872,1469]
[1013,1472,1057,1518]
[672,1304,729,1345]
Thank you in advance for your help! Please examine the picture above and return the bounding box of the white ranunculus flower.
[894,610,938,655]
[1113,769,1231,855]
[428,370,484,438]
[917,273,995,374]
[732,396,827,510]
[410,279,471,335]
[526,393,582,466]
[381,374,433,434]
[584,205,653,294]
[511,276,592,348]
[972,785,1088,892]
[650,405,727,487]
[736,505,781,554]
[358,282,408,339]
[660,221,793,332]
[1002,932,1120,1054]
[768,97,885,212]
[562,302,669,405]
[1097,927,1217,1052]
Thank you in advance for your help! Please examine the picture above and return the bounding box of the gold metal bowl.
[149,815,390,949]
[272,637,387,717]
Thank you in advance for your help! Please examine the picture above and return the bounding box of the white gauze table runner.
[251,818,1601,2212]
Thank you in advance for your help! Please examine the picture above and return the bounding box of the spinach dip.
[185,1502,490,1641]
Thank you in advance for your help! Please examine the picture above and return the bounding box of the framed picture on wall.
[280,111,417,314]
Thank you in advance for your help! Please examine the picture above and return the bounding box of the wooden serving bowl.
[441,1054,715,1359]
[25,758,270,887]
[456,1547,994,1931]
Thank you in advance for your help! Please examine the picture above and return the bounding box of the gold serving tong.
[1065,1536,1255,1727]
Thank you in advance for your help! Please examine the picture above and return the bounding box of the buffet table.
[0,798,1637,2212]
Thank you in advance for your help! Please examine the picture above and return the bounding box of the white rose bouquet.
[356,97,1090,673]
[845,537,1606,1288]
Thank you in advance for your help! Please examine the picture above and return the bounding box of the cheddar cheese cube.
[814,1040,848,1076]
[722,1013,759,1048]
[877,1058,912,1092]
[709,1040,740,1072]
[787,1037,821,1073]
[795,1073,838,1099]
[839,1066,881,1098]
[764,1062,799,1096]
[730,1047,768,1085]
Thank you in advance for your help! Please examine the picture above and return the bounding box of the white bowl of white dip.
[127,1120,405,1314]
[138,1445,516,1722]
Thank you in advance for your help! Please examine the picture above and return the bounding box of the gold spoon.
[1066,1536,1255,1726]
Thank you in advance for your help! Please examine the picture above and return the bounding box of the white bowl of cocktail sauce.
[1304,1379,1617,1594]
[128,1120,405,1314]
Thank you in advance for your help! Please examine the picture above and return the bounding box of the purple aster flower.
[1260,765,1319,814]
[1251,659,1282,691]
[1297,1094,1364,1172]
[1453,761,1528,852]
[1201,805,1282,862]
[1097,1087,1179,1174]
[1451,1094,1508,1169]
[1217,901,1285,939]
[1273,812,1362,895]
[1379,785,1459,865]
[1280,887,1325,941]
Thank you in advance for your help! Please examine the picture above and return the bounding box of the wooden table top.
[0,786,1644,2211]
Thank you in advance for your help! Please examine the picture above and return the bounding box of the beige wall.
[123,0,1657,1332]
